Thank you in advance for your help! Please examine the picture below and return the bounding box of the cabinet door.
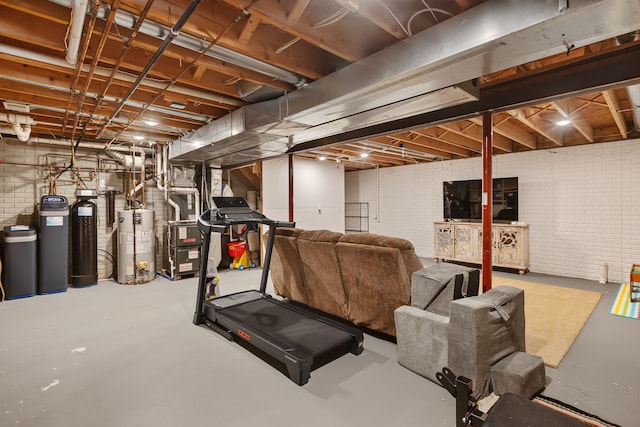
[435,224,454,259]
[494,227,523,267]
[454,224,476,262]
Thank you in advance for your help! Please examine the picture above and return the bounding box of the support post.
[288,154,294,222]
[482,112,493,292]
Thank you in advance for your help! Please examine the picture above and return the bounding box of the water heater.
[117,209,155,284]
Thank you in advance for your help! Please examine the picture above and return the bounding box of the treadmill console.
[211,197,251,210]
[210,196,267,225]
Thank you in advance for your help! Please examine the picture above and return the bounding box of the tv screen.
[443,177,518,222]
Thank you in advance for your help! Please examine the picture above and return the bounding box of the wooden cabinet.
[434,222,529,274]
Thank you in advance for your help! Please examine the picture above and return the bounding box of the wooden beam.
[288,0,311,24]
[602,90,629,139]
[511,108,563,146]
[239,14,261,44]
[379,132,461,158]
[439,121,514,153]
[192,65,207,81]
[469,116,536,149]
[332,0,406,39]
[412,129,481,154]
[222,0,363,62]
[552,99,594,142]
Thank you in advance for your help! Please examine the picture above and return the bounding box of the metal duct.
[169,0,640,166]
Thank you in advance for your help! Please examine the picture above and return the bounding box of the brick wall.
[345,138,640,283]
[0,139,167,282]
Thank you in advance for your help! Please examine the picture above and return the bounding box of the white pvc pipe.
[66,0,89,65]
[11,124,31,142]
[105,150,144,169]
[0,113,35,125]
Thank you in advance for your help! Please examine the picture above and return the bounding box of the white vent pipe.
[0,113,35,142]
[10,124,31,142]
[105,150,144,169]
[65,0,89,65]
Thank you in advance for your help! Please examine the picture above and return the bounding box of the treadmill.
[193,197,364,385]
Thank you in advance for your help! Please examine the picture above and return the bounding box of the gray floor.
[1,264,638,427]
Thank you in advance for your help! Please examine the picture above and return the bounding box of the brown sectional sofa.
[269,228,424,336]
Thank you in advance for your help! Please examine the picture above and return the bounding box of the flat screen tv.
[443,177,518,222]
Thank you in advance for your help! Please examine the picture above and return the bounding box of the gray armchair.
[395,264,545,399]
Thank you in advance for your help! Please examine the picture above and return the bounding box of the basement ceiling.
[0,0,639,171]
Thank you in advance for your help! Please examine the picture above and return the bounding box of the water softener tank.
[2,225,37,299]
[38,195,69,294]
[117,209,155,284]
[71,189,98,287]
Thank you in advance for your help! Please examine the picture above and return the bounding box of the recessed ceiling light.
[133,135,144,141]
[144,119,158,126]
[556,119,571,126]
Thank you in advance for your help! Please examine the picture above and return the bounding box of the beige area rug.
[491,276,602,368]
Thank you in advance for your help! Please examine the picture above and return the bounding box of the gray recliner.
[395,267,546,399]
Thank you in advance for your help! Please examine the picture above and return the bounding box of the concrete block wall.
[345,138,640,284]
[0,139,167,282]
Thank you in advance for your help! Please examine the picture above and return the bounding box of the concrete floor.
[0,265,637,427]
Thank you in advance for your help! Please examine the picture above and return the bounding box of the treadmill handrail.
[193,202,295,324]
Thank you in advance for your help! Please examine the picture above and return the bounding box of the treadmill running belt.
[218,298,353,357]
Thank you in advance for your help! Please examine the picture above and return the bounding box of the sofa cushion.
[395,305,449,382]
[296,230,349,319]
[412,263,480,316]
[448,286,526,397]
[336,233,423,336]
[339,233,424,276]
[269,228,307,304]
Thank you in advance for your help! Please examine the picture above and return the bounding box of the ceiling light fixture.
[133,135,144,141]
[144,119,158,126]
[360,152,369,158]
[318,156,327,161]
[556,119,571,126]
[170,101,186,109]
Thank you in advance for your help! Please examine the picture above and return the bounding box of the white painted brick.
[346,138,640,283]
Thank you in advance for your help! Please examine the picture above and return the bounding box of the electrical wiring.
[407,3,454,36]
[376,0,411,37]
[0,259,4,302]
[276,7,351,54]
[98,248,116,279]
[377,0,454,37]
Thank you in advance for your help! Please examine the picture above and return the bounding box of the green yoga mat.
[609,283,640,320]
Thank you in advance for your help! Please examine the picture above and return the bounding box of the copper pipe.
[61,0,101,138]
[104,0,258,146]
[76,0,155,143]
[98,0,205,141]
[71,0,121,142]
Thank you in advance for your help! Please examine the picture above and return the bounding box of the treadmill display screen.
[212,197,250,210]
